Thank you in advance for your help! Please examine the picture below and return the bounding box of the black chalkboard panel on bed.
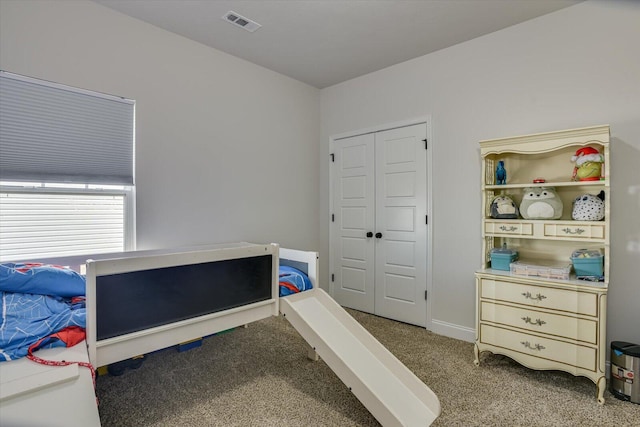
[96,255,272,340]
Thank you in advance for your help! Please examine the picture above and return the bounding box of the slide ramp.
[280,288,440,427]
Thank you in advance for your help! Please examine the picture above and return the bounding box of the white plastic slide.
[280,288,440,426]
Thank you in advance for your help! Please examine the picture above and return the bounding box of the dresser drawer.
[480,301,597,344]
[543,223,605,240]
[479,324,597,371]
[480,279,598,316]
[484,221,533,236]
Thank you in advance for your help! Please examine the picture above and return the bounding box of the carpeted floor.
[96,309,640,426]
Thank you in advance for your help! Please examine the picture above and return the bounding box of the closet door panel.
[331,133,375,312]
[375,124,427,327]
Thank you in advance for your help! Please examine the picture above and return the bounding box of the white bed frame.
[84,242,318,368]
[0,243,319,427]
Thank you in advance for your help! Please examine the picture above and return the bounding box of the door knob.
[366,231,373,238]
[375,232,383,238]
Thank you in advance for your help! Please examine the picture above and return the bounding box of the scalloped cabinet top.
[480,125,610,156]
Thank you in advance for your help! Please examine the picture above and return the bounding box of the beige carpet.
[96,309,640,426]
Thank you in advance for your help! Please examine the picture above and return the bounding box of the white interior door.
[374,124,427,327]
[331,122,428,327]
[331,133,375,313]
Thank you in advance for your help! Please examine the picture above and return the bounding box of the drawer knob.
[521,291,547,301]
[521,341,545,351]
[521,316,546,326]
[499,225,518,232]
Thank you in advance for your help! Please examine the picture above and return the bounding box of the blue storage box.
[571,249,604,279]
[490,248,518,271]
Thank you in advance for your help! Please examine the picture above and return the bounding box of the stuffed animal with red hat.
[571,147,603,181]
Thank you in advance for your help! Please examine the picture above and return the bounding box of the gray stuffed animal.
[490,195,519,219]
[520,186,563,219]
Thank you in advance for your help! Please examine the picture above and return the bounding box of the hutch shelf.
[474,125,610,404]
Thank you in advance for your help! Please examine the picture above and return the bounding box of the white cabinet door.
[331,123,428,327]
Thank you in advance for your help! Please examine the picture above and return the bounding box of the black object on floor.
[107,355,146,376]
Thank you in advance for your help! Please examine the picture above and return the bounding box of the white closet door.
[330,123,428,327]
[374,124,427,327]
[331,133,375,313]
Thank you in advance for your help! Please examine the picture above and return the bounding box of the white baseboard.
[430,319,475,343]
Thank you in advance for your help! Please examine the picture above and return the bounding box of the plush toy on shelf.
[571,147,604,181]
[490,195,519,219]
[520,186,563,219]
[572,191,605,221]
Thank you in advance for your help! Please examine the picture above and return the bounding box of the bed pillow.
[0,263,86,297]
[279,265,312,296]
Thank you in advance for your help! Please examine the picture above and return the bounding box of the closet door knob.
[366,232,373,238]
[375,232,383,239]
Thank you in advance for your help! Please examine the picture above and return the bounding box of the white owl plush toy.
[520,187,563,220]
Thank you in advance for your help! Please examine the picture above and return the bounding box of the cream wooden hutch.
[474,125,610,404]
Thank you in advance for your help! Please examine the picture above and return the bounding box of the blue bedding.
[0,263,86,297]
[278,265,312,296]
[0,263,86,361]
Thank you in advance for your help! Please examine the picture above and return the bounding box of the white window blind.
[0,71,134,185]
[0,191,126,262]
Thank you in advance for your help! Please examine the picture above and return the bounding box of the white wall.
[320,0,640,344]
[0,0,320,252]
[1,0,638,347]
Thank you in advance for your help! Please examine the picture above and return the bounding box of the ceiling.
[94,0,581,89]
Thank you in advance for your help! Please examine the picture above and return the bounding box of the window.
[0,72,135,262]
[0,184,134,261]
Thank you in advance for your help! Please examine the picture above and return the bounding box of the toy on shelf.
[571,249,604,281]
[495,160,506,185]
[520,186,563,219]
[572,191,605,221]
[489,195,519,219]
[571,147,604,181]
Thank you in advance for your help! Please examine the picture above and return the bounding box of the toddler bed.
[0,242,316,368]
[0,243,318,427]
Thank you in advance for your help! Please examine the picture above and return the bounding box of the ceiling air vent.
[222,11,261,33]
